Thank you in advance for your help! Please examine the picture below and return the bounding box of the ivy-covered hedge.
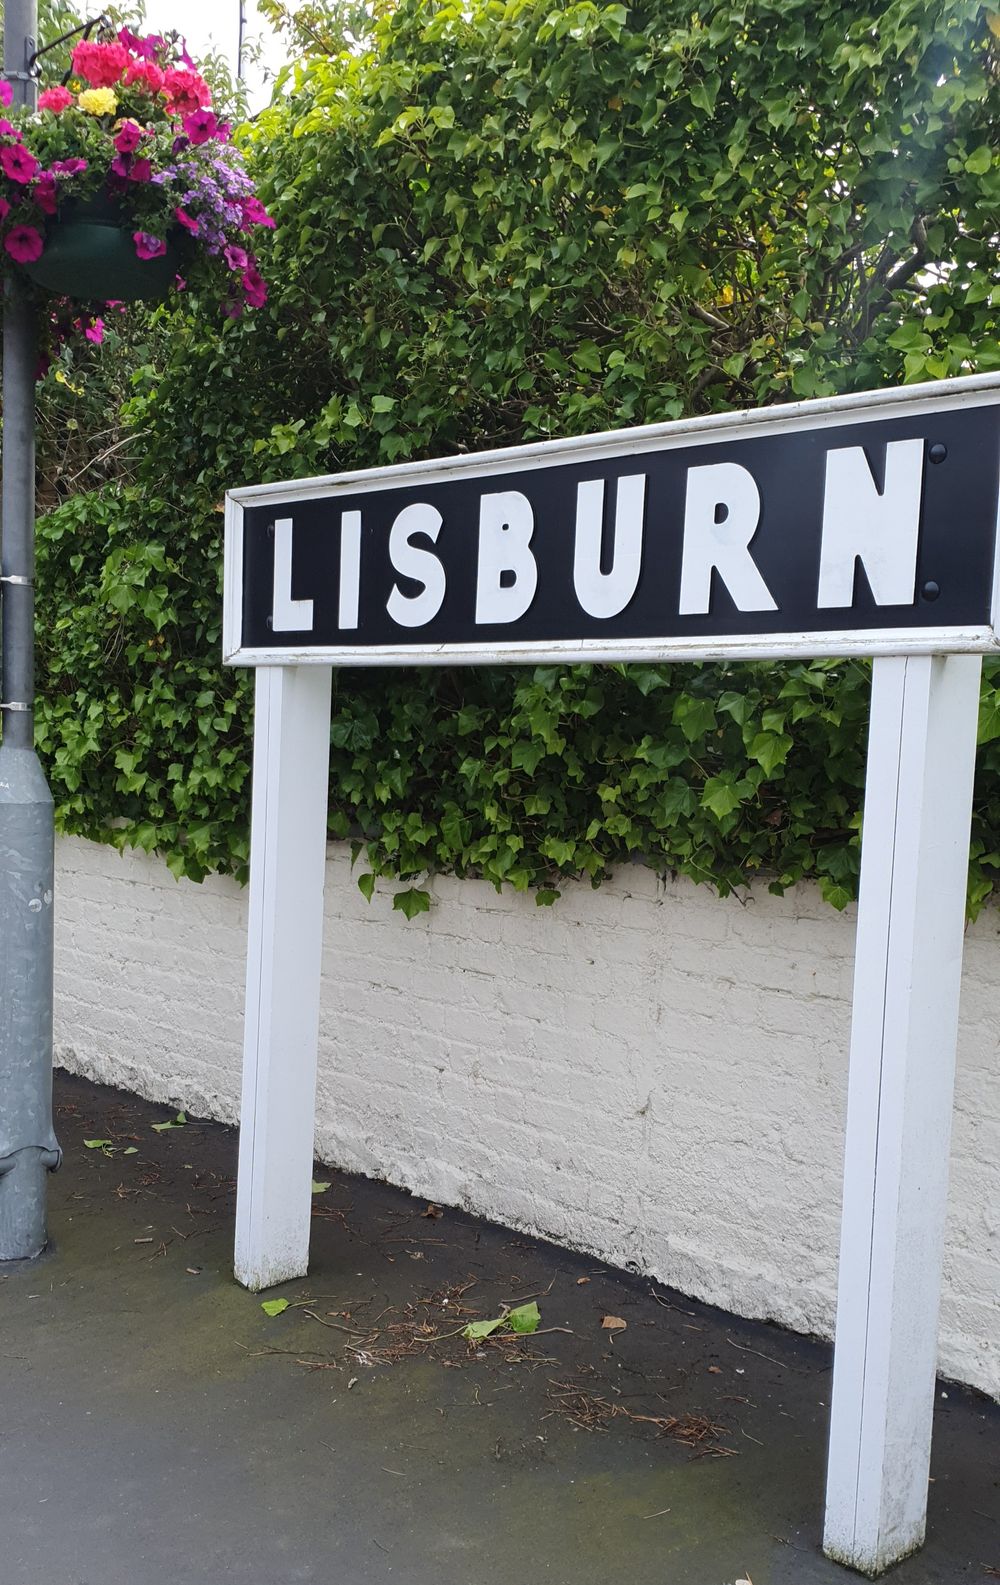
[31,0,1000,912]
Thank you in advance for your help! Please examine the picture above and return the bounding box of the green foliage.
[29,0,1000,914]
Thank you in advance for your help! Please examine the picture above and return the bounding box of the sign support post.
[234,664,333,1291]
[823,651,982,1574]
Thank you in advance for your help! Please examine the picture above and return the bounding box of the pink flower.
[224,243,248,270]
[110,155,129,180]
[84,317,104,344]
[174,274,187,291]
[0,198,9,220]
[32,173,58,215]
[71,39,129,88]
[0,143,39,184]
[162,67,210,117]
[241,196,275,230]
[52,157,87,175]
[128,157,152,184]
[124,59,165,93]
[182,108,217,145]
[241,264,267,308]
[174,207,199,235]
[113,120,144,154]
[133,231,167,260]
[4,224,44,263]
[0,119,15,136]
[38,85,73,113]
[0,81,12,108]
[222,300,243,319]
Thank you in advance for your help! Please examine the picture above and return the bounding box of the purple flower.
[224,243,248,270]
[133,231,167,260]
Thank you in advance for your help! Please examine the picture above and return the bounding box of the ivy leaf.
[392,887,430,920]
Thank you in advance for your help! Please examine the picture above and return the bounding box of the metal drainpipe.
[0,0,61,1263]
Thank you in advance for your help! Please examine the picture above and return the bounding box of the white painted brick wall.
[52,833,1000,1395]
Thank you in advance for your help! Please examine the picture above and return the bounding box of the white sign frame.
[224,373,1000,1577]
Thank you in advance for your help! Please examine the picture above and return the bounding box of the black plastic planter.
[22,196,180,302]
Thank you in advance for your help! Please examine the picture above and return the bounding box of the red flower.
[71,40,129,89]
[113,120,144,154]
[162,68,210,117]
[38,85,73,113]
[183,108,218,145]
[124,59,165,94]
[0,142,39,184]
[4,224,44,263]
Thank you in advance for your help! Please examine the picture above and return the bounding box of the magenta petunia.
[174,207,199,235]
[183,108,218,146]
[52,158,87,175]
[128,157,153,184]
[113,120,144,155]
[4,224,44,263]
[84,317,104,344]
[32,174,58,215]
[0,142,39,184]
[241,196,275,229]
[241,263,267,308]
[0,197,9,220]
[0,118,17,136]
[0,81,12,108]
[38,85,73,113]
[133,231,167,261]
[224,243,248,271]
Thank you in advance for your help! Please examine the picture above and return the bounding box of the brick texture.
[52,834,1000,1395]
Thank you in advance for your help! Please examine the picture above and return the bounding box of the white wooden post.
[824,652,982,1576]
[234,664,333,1291]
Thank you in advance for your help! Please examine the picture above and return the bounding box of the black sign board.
[224,376,1000,666]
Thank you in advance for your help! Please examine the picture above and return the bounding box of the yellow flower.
[78,88,118,116]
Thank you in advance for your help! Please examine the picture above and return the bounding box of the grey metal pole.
[0,0,60,1262]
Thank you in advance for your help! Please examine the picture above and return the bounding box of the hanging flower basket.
[22,195,182,302]
[0,26,274,346]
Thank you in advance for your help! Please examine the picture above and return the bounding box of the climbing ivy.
[29,0,1000,911]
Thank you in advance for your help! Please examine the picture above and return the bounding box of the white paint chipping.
[52,834,1000,1397]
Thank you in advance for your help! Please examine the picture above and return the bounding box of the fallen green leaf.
[122,1146,139,1156]
[151,1111,188,1132]
[462,1316,505,1341]
[508,1300,541,1334]
[261,1298,290,1317]
[83,1139,113,1150]
[311,1180,330,1195]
